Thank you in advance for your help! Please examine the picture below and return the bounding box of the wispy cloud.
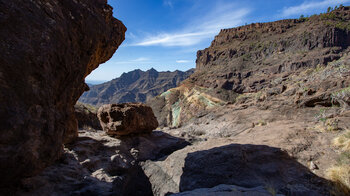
[111,57,152,65]
[176,60,191,63]
[281,0,350,17]
[163,0,173,8]
[134,32,211,47]
[131,57,150,62]
[127,32,137,39]
[133,3,250,47]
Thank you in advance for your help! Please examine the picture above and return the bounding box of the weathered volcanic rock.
[98,103,158,136]
[0,0,126,188]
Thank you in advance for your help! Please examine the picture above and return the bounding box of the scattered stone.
[310,161,319,170]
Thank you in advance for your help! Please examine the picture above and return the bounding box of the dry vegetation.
[327,130,350,195]
[333,130,350,151]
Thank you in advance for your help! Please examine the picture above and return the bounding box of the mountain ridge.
[79,68,194,106]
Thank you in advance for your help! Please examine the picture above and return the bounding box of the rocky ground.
[14,94,350,195]
[15,130,189,196]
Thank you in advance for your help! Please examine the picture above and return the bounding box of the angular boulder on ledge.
[97,103,159,136]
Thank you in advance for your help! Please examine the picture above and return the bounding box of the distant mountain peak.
[79,68,194,106]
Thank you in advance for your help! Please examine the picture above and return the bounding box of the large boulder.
[0,0,126,188]
[98,103,159,136]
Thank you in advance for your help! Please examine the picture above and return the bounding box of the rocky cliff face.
[194,15,349,91]
[151,7,350,127]
[79,68,194,106]
[0,0,126,188]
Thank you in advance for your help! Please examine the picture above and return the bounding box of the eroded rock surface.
[98,103,159,136]
[0,0,126,188]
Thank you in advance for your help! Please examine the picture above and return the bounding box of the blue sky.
[86,0,350,83]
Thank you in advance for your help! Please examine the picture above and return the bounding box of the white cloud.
[131,57,149,62]
[133,3,250,47]
[176,60,191,63]
[281,0,350,17]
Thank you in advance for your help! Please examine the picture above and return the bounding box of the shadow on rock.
[15,130,189,196]
[116,131,190,196]
[118,131,191,161]
[178,144,339,195]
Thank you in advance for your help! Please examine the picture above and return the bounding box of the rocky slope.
[79,68,194,106]
[149,6,350,127]
[0,0,125,190]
